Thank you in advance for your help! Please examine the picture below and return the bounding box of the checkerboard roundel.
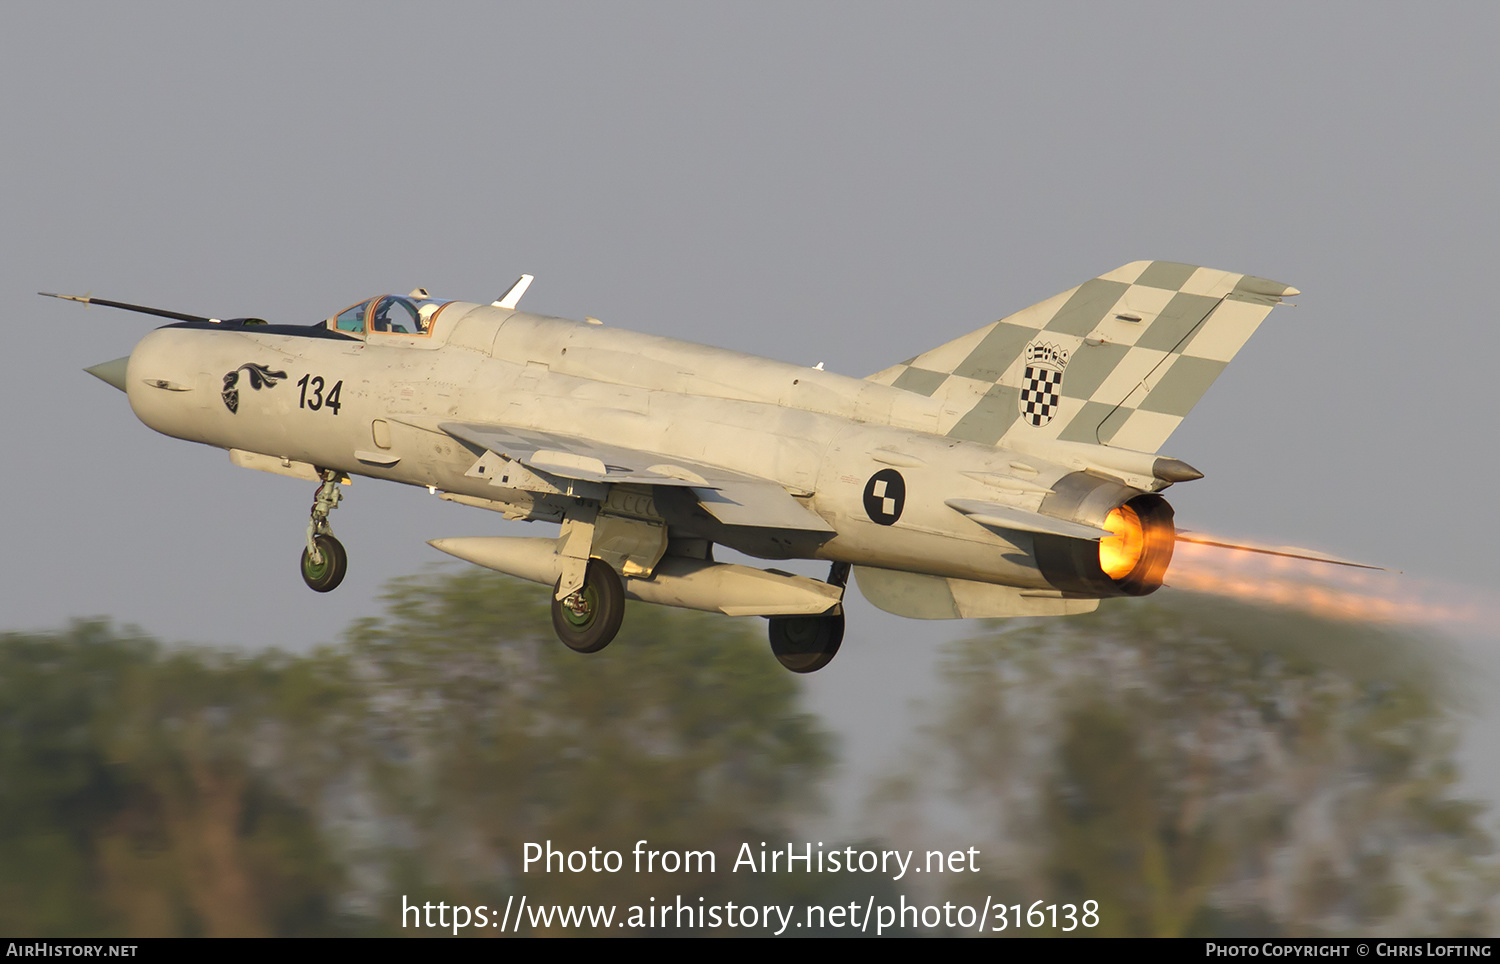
[862,469,906,526]
[1019,342,1070,427]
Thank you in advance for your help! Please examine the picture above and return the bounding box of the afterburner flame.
[1100,506,1145,579]
[1166,533,1495,634]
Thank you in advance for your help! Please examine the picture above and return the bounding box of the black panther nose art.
[221,362,287,413]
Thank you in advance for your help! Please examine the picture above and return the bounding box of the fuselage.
[76,260,1306,658]
[122,300,1148,593]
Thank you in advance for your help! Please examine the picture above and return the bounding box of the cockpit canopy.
[327,292,453,337]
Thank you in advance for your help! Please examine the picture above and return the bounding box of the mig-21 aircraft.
[52,261,1347,672]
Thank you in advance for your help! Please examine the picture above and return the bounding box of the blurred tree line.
[0,568,834,936]
[0,570,1493,936]
[870,596,1498,937]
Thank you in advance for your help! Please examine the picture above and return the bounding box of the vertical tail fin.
[866,261,1297,454]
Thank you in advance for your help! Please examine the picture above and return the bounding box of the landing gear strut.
[768,561,849,673]
[300,469,347,592]
[551,559,625,653]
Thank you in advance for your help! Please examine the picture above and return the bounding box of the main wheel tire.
[551,559,625,654]
[768,613,844,673]
[300,534,347,593]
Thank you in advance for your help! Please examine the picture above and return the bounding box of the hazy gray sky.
[4,3,1498,812]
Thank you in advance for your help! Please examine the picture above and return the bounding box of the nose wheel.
[301,534,347,592]
[551,559,625,653]
[300,469,347,593]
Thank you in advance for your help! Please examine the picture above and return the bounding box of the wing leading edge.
[438,421,834,533]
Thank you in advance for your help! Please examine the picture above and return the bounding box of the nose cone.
[85,355,130,393]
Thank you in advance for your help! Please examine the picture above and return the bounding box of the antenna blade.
[493,274,534,309]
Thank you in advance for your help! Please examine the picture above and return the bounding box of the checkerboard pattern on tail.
[866,261,1298,454]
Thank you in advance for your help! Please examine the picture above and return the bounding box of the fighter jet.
[53,261,1336,672]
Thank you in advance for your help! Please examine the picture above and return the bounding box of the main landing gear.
[768,561,848,673]
[300,469,347,592]
[769,613,845,673]
[546,555,848,670]
[552,559,625,653]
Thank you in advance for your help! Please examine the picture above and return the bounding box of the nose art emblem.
[221,362,287,413]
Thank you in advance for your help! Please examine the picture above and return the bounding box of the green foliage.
[336,567,832,918]
[872,594,1497,937]
[0,568,831,936]
[0,622,336,936]
[5,572,1492,937]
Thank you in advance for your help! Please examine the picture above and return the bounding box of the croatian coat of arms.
[1019,342,1069,427]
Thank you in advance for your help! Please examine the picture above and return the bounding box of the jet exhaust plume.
[1166,535,1496,635]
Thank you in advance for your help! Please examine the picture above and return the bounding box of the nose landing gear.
[302,534,347,592]
[300,469,347,592]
